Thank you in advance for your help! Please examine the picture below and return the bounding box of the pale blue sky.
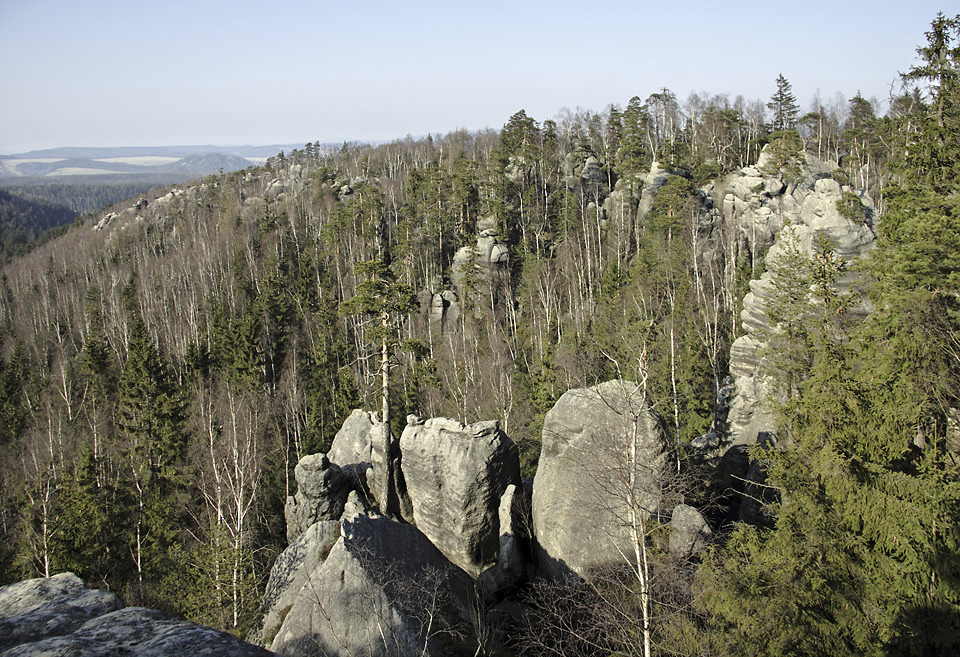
[0,1,950,153]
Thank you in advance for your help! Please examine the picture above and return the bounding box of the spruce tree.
[767,74,800,132]
[699,18,960,653]
[117,289,186,590]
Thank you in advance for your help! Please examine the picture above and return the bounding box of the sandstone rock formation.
[0,572,272,657]
[532,380,667,579]
[450,216,510,297]
[268,514,472,657]
[720,150,877,453]
[477,482,531,599]
[325,408,405,517]
[284,454,350,542]
[668,504,713,560]
[327,408,378,472]
[637,160,676,218]
[261,520,342,646]
[399,416,521,577]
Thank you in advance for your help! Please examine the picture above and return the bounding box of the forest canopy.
[1,13,959,656]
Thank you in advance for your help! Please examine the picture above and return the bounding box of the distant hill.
[1,143,323,161]
[0,152,257,178]
[0,149,272,218]
[157,152,255,174]
[0,188,77,262]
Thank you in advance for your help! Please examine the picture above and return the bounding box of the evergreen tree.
[341,242,417,518]
[767,74,800,132]
[117,296,186,590]
[900,12,960,191]
[700,19,960,652]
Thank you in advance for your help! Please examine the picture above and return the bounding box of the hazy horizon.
[1,1,949,154]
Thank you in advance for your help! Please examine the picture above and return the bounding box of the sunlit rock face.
[532,380,668,580]
[720,150,876,453]
[399,416,521,577]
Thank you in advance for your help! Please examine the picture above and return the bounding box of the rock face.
[399,416,521,577]
[637,160,676,218]
[325,409,405,517]
[532,380,667,580]
[261,520,342,646]
[477,483,531,598]
[269,515,472,657]
[427,289,459,332]
[450,216,510,298]
[668,504,713,560]
[719,150,877,453]
[0,572,272,657]
[284,454,351,542]
[327,409,378,473]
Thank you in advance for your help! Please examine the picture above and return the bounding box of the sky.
[0,0,951,154]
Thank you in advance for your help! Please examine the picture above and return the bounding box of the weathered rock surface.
[637,160,676,218]
[427,289,459,332]
[450,216,510,297]
[477,483,531,598]
[399,416,521,577]
[0,572,272,657]
[261,521,342,646]
[532,380,667,579]
[0,573,122,651]
[720,150,877,453]
[326,409,405,517]
[668,504,713,560]
[269,514,472,657]
[284,453,350,542]
[327,409,378,471]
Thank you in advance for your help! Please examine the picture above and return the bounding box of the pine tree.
[341,240,417,518]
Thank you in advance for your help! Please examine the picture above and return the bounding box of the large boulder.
[327,409,378,473]
[399,417,521,577]
[532,380,667,579]
[668,504,713,560]
[269,514,472,657]
[0,573,122,651]
[284,453,351,542]
[0,573,272,657]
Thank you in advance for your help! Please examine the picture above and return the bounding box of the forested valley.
[2,14,960,656]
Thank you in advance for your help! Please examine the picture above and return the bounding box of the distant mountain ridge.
[2,153,255,178]
[2,144,313,160]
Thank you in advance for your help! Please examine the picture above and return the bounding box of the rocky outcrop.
[477,483,531,598]
[261,521,342,646]
[637,160,676,218]
[325,409,405,517]
[263,407,532,655]
[327,409,378,473]
[399,416,521,577]
[427,289,459,332]
[668,504,713,560]
[268,514,472,657]
[284,454,351,542]
[0,572,272,657]
[450,216,510,298]
[532,380,667,580]
[719,150,877,453]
